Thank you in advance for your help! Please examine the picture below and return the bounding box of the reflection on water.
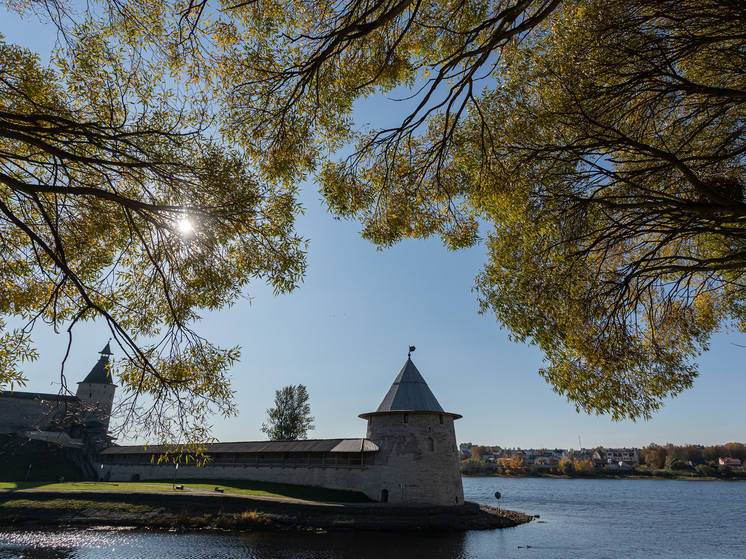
[2,477,746,559]
[0,529,471,559]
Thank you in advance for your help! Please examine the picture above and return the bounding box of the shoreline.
[461,472,744,481]
[0,489,535,532]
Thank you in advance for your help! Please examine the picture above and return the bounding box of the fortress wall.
[365,412,464,505]
[99,462,380,500]
[0,396,74,435]
[97,411,467,506]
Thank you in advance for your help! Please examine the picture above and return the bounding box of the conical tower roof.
[79,343,116,385]
[375,357,444,412]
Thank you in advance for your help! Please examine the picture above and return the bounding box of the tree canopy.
[0,0,306,443]
[470,445,488,460]
[285,0,746,420]
[2,0,744,435]
[261,384,315,441]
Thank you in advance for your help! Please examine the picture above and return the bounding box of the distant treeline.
[460,442,746,479]
[638,442,745,468]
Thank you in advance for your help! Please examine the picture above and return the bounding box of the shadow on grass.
[144,479,373,503]
[0,479,372,503]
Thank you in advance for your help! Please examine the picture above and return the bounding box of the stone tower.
[359,355,464,505]
[75,342,116,432]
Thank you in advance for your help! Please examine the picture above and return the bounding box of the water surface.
[2,477,744,558]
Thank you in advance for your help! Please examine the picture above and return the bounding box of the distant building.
[564,449,595,462]
[718,457,742,469]
[532,456,556,468]
[594,448,639,467]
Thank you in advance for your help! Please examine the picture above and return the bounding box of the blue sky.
[16,182,746,449]
[3,8,745,450]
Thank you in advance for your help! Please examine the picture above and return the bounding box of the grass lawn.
[0,479,371,503]
[0,481,175,492]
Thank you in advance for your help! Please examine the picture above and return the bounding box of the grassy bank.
[0,495,273,531]
[0,490,534,532]
[0,479,373,503]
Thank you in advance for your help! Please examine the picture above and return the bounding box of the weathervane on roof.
[408,345,416,357]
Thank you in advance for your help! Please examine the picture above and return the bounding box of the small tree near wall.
[261,385,316,441]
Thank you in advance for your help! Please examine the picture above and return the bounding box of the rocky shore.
[0,490,534,532]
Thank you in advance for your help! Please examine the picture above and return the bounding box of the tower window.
[403,413,409,423]
[427,437,434,452]
[439,414,444,424]
[89,393,92,398]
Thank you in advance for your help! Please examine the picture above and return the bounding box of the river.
[2,477,745,558]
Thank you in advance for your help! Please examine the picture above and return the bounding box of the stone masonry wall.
[99,412,465,505]
[0,396,71,435]
[76,383,115,430]
[364,412,464,506]
[99,461,378,499]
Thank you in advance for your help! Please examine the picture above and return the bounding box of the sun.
[178,218,194,234]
